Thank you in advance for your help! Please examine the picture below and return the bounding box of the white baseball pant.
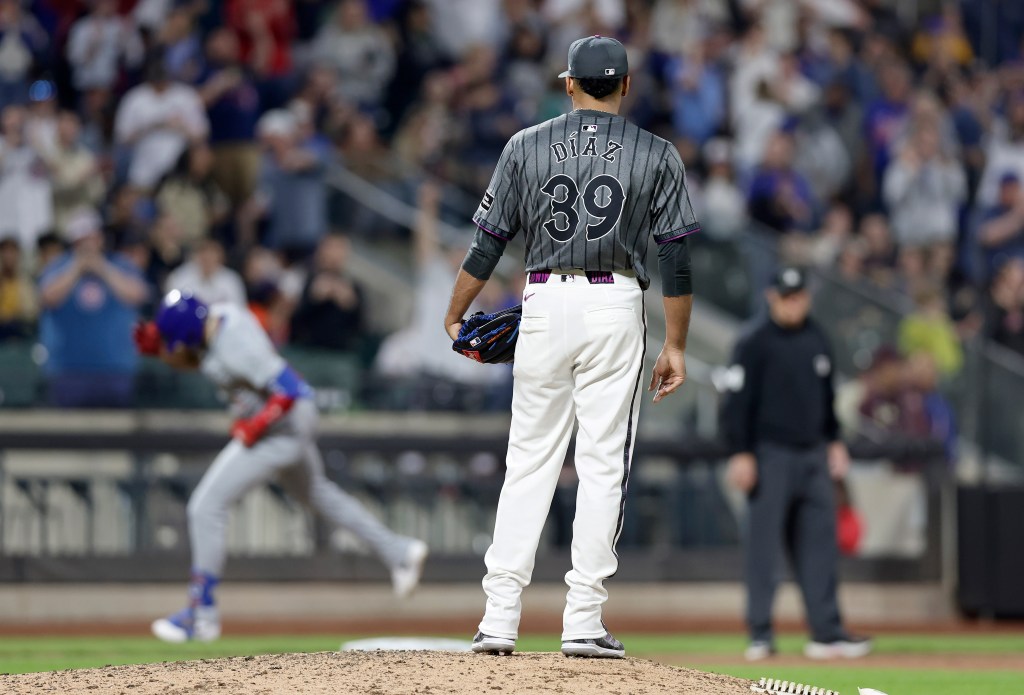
[479,269,646,641]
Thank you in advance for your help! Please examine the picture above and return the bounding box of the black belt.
[527,270,615,284]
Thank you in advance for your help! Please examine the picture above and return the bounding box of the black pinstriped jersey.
[471,108,700,290]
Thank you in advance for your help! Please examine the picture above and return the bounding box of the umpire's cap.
[558,36,629,79]
[155,290,209,350]
[772,267,808,296]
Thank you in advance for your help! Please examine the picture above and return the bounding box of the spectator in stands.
[374,180,507,408]
[976,92,1024,208]
[26,79,58,158]
[864,61,912,184]
[155,142,230,246]
[650,0,720,55]
[290,234,364,351]
[500,18,547,123]
[782,203,854,270]
[911,5,974,74]
[103,183,153,248]
[699,138,747,240]
[66,0,144,99]
[0,104,52,251]
[0,233,36,340]
[311,0,395,108]
[454,44,525,189]
[289,65,339,134]
[883,121,966,280]
[666,46,725,147]
[987,258,1024,356]
[838,345,901,436]
[198,28,262,207]
[391,70,455,172]
[224,0,295,108]
[821,78,864,175]
[905,350,958,463]
[144,212,185,293]
[38,208,148,407]
[978,173,1024,279]
[240,109,328,255]
[35,232,64,274]
[114,56,209,191]
[898,283,964,377]
[0,0,47,109]
[424,0,504,58]
[858,213,898,288]
[44,111,106,237]
[384,0,448,131]
[156,4,203,83]
[165,237,246,306]
[820,28,876,103]
[241,244,289,342]
[793,106,852,204]
[747,128,818,233]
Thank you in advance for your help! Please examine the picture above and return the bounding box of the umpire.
[720,267,871,661]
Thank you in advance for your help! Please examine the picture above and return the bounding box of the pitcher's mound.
[0,650,753,694]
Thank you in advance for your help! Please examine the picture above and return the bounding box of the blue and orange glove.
[231,393,295,447]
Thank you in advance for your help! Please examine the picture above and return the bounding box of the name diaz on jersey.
[550,127,623,164]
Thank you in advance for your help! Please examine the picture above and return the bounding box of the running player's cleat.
[391,539,429,598]
[561,631,625,658]
[471,631,516,655]
[151,606,220,643]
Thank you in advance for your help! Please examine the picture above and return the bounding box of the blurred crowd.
[1,0,1024,413]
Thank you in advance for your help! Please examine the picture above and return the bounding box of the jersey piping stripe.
[474,218,514,241]
[610,307,647,570]
[654,222,702,244]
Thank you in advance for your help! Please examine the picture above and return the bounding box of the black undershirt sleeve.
[658,236,693,297]
[461,228,508,281]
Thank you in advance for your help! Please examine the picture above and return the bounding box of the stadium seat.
[0,341,40,408]
[280,347,363,411]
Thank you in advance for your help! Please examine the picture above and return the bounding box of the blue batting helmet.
[155,290,209,349]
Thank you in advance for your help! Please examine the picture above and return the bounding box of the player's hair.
[576,77,622,100]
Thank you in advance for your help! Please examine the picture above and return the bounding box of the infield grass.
[0,633,1020,694]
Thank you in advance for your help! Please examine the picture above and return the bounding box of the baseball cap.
[257,109,297,138]
[772,266,807,295]
[558,35,629,79]
[65,208,103,243]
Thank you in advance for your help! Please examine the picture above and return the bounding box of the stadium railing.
[0,415,950,587]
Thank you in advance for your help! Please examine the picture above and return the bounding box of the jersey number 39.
[540,174,625,243]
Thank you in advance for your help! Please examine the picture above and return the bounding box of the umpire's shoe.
[561,632,626,659]
[471,631,515,656]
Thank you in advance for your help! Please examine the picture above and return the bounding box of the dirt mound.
[0,650,753,694]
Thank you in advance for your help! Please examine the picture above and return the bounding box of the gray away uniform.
[188,303,412,576]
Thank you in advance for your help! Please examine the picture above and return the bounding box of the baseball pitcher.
[136,290,428,643]
[444,36,698,658]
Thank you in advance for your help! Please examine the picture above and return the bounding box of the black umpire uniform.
[720,267,864,655]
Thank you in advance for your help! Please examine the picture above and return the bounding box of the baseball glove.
[452,305,521,364]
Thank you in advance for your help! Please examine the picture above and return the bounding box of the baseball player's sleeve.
[471,136,521,243]
[651,146,699,296]
[650,146,700,244]
[463,136,522,280]
[720,332,762,455]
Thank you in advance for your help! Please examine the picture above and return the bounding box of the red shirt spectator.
[225,0,295,78]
